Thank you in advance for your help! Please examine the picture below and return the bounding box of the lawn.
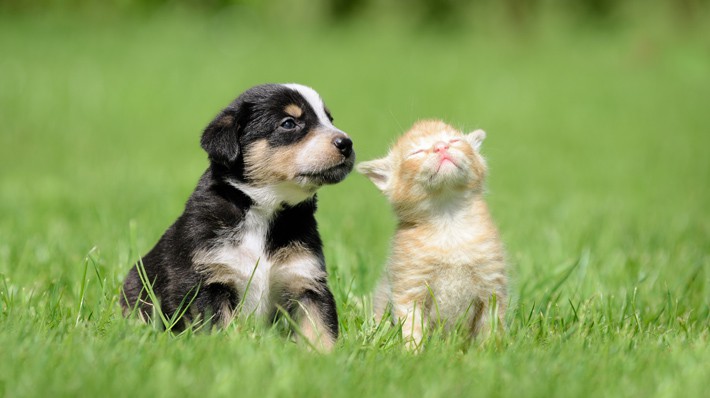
[0,8,708,397]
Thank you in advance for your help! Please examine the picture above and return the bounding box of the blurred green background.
[1,1,709,397]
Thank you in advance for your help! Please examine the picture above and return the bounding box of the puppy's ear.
[200,107,243,165]
[356,156,393,192]
[465,129,486,152]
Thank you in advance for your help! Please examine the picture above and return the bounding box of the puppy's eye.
[280,118,297,130]
[449,138,461,144]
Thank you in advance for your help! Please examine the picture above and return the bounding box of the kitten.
[357,120,507,350]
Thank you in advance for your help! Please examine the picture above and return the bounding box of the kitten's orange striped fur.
[358,120,507,350]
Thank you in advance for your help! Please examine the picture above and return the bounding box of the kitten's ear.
[466,129,486,152]
[356,157,393,192]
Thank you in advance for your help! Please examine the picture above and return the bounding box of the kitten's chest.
[405,215,491,262]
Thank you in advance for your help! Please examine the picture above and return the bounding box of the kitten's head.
[357,120,487,205]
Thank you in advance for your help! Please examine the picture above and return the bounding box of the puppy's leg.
[194,283,239,329]
[272,255,338,352]
[121,266,155,322]
[292,287,339,352]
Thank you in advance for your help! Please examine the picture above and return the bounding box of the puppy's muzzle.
[296,130,355,186]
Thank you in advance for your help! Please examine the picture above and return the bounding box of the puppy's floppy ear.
[200,107,243,165]
[356,156,393,192]
[465,129,486,152]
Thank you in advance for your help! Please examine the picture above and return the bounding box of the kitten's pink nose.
[433,141,450,153]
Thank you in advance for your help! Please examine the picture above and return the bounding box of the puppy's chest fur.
[193,209,324,318]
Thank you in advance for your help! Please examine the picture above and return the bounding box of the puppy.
[121,84,355,351]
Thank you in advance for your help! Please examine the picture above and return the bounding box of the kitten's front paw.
[403,335,424,352]
[402,325,424,352]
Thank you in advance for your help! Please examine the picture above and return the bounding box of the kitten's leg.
[495,296,507,332]
[292,287,339,352]
[394,302,426,351]
[373,275,391,324]
[390,271,429,350]
[472,294,507,338]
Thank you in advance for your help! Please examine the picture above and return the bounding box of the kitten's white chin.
[437,158,458,171]
[423,166,469,190]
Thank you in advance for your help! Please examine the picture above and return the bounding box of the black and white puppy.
[121,83,354,351]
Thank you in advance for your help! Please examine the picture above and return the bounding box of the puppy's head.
[201,84,355,205]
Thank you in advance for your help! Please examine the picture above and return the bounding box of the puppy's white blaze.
[282,83,340,132]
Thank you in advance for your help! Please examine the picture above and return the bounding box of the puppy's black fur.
[121,84,354,349]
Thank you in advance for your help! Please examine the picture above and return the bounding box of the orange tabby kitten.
[358,120,507,350]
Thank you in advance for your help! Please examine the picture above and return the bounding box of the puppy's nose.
[333,136,353,157]
[433,141,450,153]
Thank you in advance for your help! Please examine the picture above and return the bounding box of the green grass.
[1,9,709,398]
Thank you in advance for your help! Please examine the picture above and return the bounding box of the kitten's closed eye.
[407,149,425,157]
[408,138,462,157]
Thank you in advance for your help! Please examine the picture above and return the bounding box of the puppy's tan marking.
[270,252,328,298]
[270,242,309,264]
[243,140,297,184]
[215,114,235,128]
[284,104,303,118]
[295,300,336,352]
